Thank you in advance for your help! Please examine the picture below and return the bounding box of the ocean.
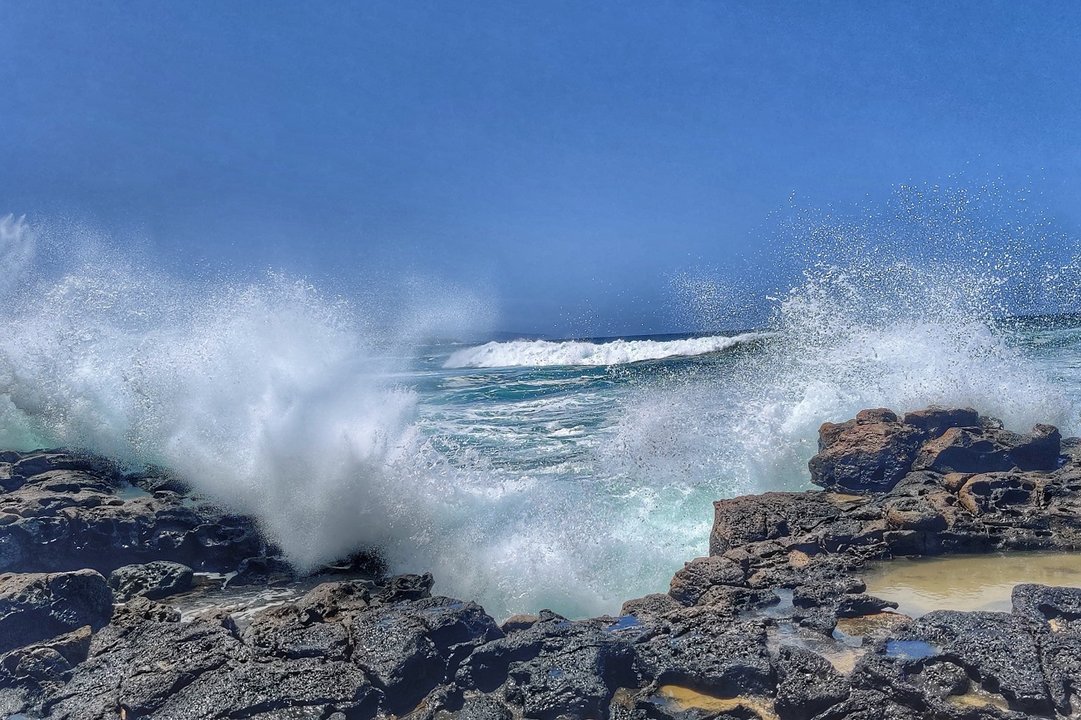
[3,213,1081,619]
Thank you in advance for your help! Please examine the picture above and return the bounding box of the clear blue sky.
[3,1,1081,335]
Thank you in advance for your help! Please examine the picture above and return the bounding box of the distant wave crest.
[444,333,766,368]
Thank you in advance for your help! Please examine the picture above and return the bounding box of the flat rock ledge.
[4,407,1081,719]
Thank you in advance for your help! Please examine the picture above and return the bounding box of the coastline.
[3,407,1081,718]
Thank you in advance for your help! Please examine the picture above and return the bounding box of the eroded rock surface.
[0,451,266,575]
[4,407,1081,719]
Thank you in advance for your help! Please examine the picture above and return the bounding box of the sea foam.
[443,333,766,368]
[2,192,1080,620]
[0,216,486,571]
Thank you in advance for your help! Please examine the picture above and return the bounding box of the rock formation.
[2,407,1081,719]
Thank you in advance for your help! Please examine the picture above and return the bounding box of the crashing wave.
[443,332,766,369]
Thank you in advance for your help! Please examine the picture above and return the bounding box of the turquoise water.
[4,212,1081,617]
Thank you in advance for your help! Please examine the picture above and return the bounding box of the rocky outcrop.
[0,451,267,575]
[0,570,112,655]
[810,406,1063,493]
[4,407,1081,719]
[107,561,194,602]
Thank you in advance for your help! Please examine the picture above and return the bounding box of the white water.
[0,216,487,571]
[444,333,766,368]
[2,206,1080,619]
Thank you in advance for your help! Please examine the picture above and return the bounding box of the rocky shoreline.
[3,407,1081,719]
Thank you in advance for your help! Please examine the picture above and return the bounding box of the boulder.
[774,645,849,720]
[710,492,840,555]
[634,611,773,697]
[350,596,502,714]
[900,407,979,437]
[108,561,194,602]
[0,570,112,655]
[809,410,924,493]
[668,556,746,605]
[456,614,640,718]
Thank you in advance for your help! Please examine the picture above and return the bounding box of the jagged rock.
[620,593,682,618]
[503,633,636,719]
[378,571,436,603]
[112,595,182,623]
[351,596,502,714]
[809,409,925,492]
[230,555,295,586]
[0,570,112,655]
[901,407,979,437]
[834,593,898,618]
[914,424,1061,475]
[108,560,194,601]
[441,695,514,720]
[889,610,1052,714]
[0,452,267,575]
[294,578,374,620]
[243,603,353,661]
[634,611,772,696]
[37,604,381,720]
[457,614,639,719]
[668,556,746,605]
[710,492,841,556]
[3,409,1081,720]
[956,473,1036,515]
[1012,584,1081,715]
[774,645,849,720]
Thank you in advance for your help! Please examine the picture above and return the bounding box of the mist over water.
[2,189,1081,619]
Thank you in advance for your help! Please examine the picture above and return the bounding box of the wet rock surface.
[4,407,1081,719]
[107,561,194,602]
[0,451,267,575]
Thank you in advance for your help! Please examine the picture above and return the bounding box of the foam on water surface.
[4,192,1081,619]
[443,333,767,368]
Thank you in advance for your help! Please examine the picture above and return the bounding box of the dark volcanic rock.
[229,555,296,586]
[1012,583,1081,715]
[634,610,773,697]
[710,492,842,556]
[901,407,979,437]
[108,560,194,601]
[456,614,640,719]
[668,556,746,606]
[0,570,112,654]
[351,596,502,714]
[0,452,268,575]
[774,645,849,720]
[39,607,381,720]
[891,610,1052,714]
[913,424,1061,475]
[3,408,1081,720]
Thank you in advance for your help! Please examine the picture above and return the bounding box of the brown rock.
[669,556,746,605]
[957,473,1036,515]
[914,424,1062,475]
[711,492,840,555]
[902,407,979,437]
[809,411,924,493]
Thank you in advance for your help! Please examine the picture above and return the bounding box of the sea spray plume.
[0,218,491,571]
[605,184,1080,510]
[0,215,35,296]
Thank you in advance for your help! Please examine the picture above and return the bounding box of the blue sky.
[3,1,1081,335]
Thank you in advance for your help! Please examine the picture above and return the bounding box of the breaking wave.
[3,183,1081,619]
[443,332,766,368]
[0,216,489,572]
